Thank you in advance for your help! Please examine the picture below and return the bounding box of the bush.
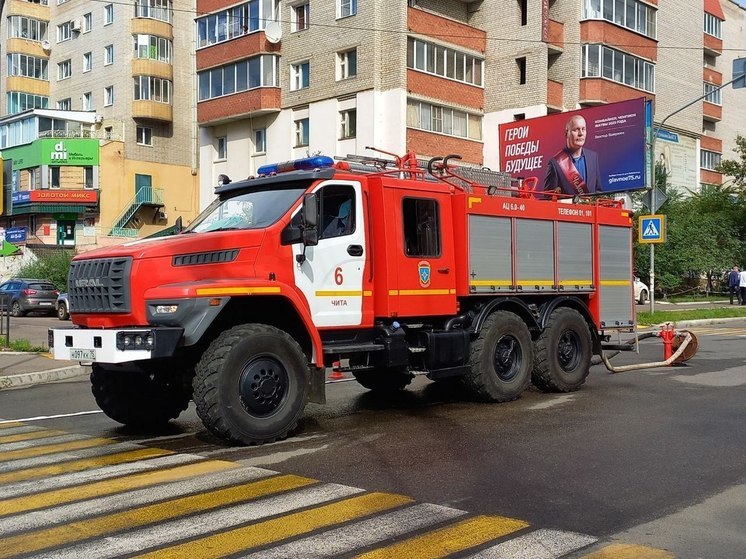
[15,250,74,291]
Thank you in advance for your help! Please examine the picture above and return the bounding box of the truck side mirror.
[302,193,318,228]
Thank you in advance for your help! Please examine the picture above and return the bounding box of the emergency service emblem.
[418,261,431,288]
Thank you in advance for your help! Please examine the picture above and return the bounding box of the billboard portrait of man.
[543,115,602,195]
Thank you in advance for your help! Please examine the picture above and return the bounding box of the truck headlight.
[155,304,179,314]
[117,331,154,351]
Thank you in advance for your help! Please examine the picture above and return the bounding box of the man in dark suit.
[543,115,602,195]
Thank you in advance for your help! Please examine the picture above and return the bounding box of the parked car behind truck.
[0,278,59,316]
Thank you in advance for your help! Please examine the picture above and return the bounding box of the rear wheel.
[532,307,592,392]
[462,311,532,402]
[91,360,193,427]
[11,301,24,317]
[193,324,309,445]
[57,301,69,320]
[353,367,413,392]
[638,290,648,305]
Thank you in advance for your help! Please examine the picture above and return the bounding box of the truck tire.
[91,361,192,427]
[463,310,532,402]
[353,368,413,392]
[532,307,592,392]
[193,324,309,445]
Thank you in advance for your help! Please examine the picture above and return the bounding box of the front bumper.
[49,326,183,363]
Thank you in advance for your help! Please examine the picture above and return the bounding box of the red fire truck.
[49,150,635,445]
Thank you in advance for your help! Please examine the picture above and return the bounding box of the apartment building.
[0,0,199,249]
[197,0,745,206]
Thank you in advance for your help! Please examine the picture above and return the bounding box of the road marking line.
[0,411,102,425]
[0,459,237,516]
[0,421,23,429]
[0,436,115,462]
[0,425,45,436]
[0,433,89,453]
[134,492,412,559]
[465,528,597,558]
[1,453,199,499]
[243,503,468,559]
[0,474,316,558]
[354,515,529,559]
[580,543,675,558]
[0,429,69,445]
[31,483,365,559]
[0,445,171,480]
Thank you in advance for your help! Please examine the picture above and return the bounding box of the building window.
[704,82,722,105]
[519,0,527,25]
[581,43,655,93]
[337,49,357,80]
[104,126,113,139]
[83,12,92,32]
[582,0,656,39]
[196,0,280,48]
[216,136,227,159]
[406,38,484,87]
[134,76,172,103]
[104,45,114,65]
[403,198,440,257]
[340,109,356,139]
[197,55,279,101]
[133,34,172,62]
[134,0,174,24]
[104,4,114,25]
[704,12,722,38]
[338,0,357,19]
[57,21,71,42]
[82,92,92,111]
[57,59,72,80]
[6,92,48,114]
[292,3,309,32]
[28,168,38,190]
[136,126,152,146]
[104,86,114,106]
[57,98,71,110]
[83,52,92,72]
[84,166,94,188]
[516,57,526,84]
[6,53,48,80]
[8,15,48,41]
[406,99,482,141]
[255,129,266,153]
[294,118,309,147]
[291,61,310,91]
[50,166,61,188]
[700,150,721,171]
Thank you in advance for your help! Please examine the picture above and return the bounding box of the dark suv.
[0,278,59,316]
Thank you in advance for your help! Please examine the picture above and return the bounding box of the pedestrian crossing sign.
[638,214,665,243]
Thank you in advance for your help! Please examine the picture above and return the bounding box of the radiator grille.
[68,257,132,313]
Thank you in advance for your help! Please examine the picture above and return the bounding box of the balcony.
[579,79,654,106]
[132,100,173,122]
[547,79,563,111]
[6,76,50,97]
[131,17,173,40]
[198,89,281,125]
[702,101,722,122]
[703,33,722,56]
[545,19,564,53]
[131,59,173,81]
[7,0,49,18]
[5,38,47,58]
[703,67,722,85]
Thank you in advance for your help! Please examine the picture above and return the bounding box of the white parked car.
[634,277,649,305]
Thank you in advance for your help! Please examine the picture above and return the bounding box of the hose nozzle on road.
[600,324,698,374]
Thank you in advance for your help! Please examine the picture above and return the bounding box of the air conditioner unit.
[71,19,81,32]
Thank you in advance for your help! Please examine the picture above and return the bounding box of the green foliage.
[0,338,47,352]
[717,134,746,189]
[15,250,74,291]
[637,307,746,326]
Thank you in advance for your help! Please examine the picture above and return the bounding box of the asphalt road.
[1,321,744,557]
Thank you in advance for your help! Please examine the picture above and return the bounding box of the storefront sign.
[6,227,27,243]
[7,138,99,169]
[11,190,97,205]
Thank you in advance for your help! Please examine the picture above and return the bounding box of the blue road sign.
[639,215,665,244]
[734,57,746,90]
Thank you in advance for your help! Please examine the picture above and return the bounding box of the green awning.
[10,204,93,215]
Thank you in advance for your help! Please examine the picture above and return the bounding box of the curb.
[0,364,90,390]
[638,316,746,329]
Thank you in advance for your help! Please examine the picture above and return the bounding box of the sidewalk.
[0,351,89,390]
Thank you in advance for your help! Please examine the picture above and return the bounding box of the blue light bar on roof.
[257,156,335,176]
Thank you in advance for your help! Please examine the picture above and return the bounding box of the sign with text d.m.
[639,214,666,244]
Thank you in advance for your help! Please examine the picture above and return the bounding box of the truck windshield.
[185,186,308,233]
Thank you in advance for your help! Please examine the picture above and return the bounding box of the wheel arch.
[472,297,540,336]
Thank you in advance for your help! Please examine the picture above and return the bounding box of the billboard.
[654,129,697,193]
[498,98,647,195]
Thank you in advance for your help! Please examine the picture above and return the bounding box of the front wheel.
[193,324,309,445]
[638,290,648,305]
[532,307,592,392]
[57,302,69,320]
[11,301,24,317]
[462,310,532,402]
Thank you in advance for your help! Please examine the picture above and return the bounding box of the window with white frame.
[216,137,227,159]
[196,0,280,47]
[137,125,153,146]
[704,82,722,105]
[255,129,266,153]
[104,4,114,25]
[291,61,310,90]
[340,109,356,139]
[294,118,309,147]
[406,99,482,140]
[337,49,357,80]
[83,12,92,32]
[83,92,92,111]
[338,0,357,18]
[6,93,48,114]
[104,44,114,65]
[84,167,94,188]
[406,38,484,87]
[292,3,309,32]
[133,34,172,62]
[700,150,721,171]
[8,16,48,41]
[6,53,48,79]
[57,21,71,42]
[134,76,172,103]
[83,51,92,72]
[57,98,71,110]
[581,43,655,93]
[57,59,72,80]
[704,13,722,38]
[135,0,173,24]
[197,55,279,101]
[104,86,114,106]
[582,0,656,39]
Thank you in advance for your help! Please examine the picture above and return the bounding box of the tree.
[717,135,746,189]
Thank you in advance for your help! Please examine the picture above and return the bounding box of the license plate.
[40,302,52,306]
[70,349,95,360]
